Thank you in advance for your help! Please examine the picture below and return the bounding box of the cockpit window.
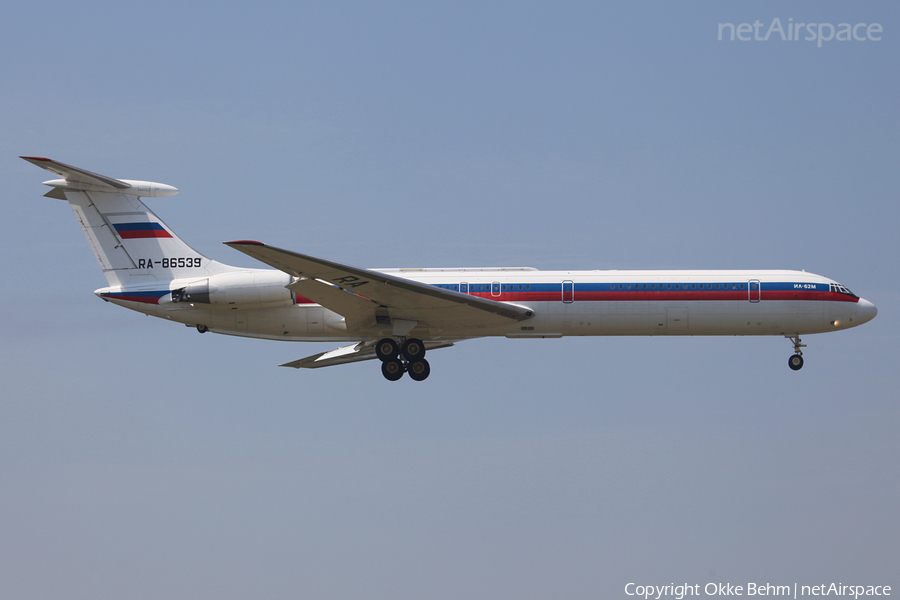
[830,283,858,299]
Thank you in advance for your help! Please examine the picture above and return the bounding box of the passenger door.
[562,280,574,303]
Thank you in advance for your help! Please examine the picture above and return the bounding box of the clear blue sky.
[2,2,898,598]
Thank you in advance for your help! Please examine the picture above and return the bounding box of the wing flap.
[287,278,378,332]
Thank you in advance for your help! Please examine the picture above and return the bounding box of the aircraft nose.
[856,298,878,324]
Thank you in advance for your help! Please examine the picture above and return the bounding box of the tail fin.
[22,157,236,286]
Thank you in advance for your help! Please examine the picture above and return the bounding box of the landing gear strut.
[787,335,806,371]
[376,337,430,381]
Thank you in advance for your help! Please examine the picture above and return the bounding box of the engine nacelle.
[171,271,294,308]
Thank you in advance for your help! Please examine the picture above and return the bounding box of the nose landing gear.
[376,337,430,381]
[786,335,806,371]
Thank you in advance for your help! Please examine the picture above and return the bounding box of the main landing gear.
[787,335,806,371]
[376,337,430,381]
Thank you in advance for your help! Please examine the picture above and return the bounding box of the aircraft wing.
[225,241,534,331]
[281,340,457,369]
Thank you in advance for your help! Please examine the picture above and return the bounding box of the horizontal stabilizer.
[21,156,131,189]
[21,156,179,197]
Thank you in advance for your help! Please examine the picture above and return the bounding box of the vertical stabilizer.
[22,157,237,286]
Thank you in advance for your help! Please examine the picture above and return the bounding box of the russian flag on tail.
[114,222,173,239]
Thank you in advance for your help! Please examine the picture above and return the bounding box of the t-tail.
[22,157,239,289]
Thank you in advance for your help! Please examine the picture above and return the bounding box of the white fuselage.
[96,267,877,342]
[22,156,876,375]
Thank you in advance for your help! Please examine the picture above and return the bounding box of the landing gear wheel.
[401,338,426,361]
[381,359,405,381]
[376,338,399,362]
[196,325,208,333]
[786,335,806,371]
[407,359,431,381]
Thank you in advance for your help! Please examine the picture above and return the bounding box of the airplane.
[22,156,878,381]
